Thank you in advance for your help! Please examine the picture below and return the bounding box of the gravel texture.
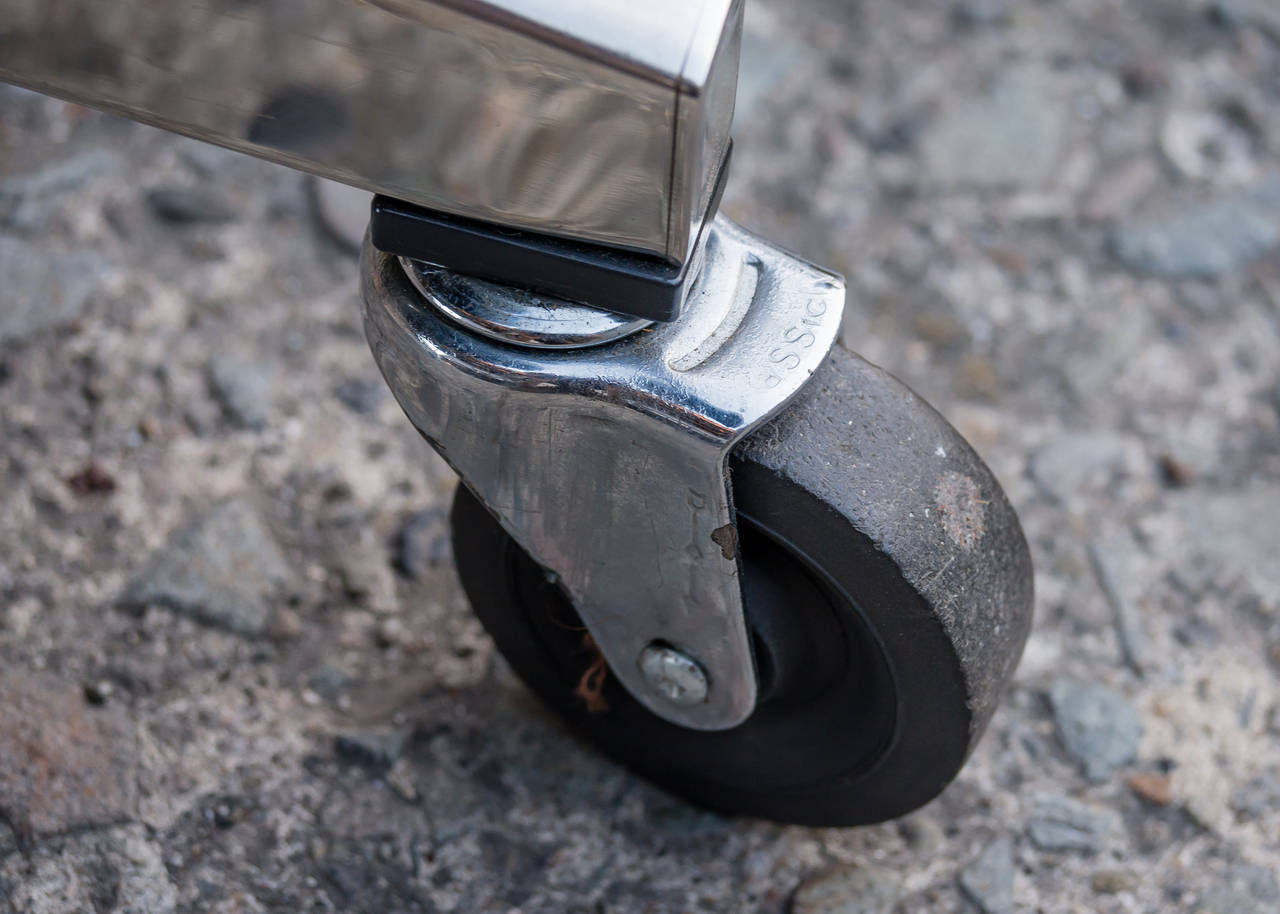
[1024,794,1119,855]
[118,498,294,636]
[1047,679,1145,783]
[2,1,1280,912]
[957,838,1015,914]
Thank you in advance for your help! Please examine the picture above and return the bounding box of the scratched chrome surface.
[363,216,845,729]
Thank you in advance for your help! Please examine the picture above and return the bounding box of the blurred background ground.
[2,1,1280,912]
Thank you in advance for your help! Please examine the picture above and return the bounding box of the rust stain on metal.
[574,633,610,714]
[934,471,987,551]
[710,523,739,561]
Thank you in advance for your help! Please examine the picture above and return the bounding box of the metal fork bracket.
[362,218,845,730]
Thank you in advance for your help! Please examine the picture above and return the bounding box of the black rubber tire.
[451,344,1034,826]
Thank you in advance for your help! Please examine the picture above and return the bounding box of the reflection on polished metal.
[402,259,653,349]
[0,0,742,264]
[364,217,846,730]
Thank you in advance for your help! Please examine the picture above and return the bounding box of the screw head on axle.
[638,643,709,706]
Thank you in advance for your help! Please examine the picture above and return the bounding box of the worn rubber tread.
[739,343,1034,742]
[452,343,1033,825]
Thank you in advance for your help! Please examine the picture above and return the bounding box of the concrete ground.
[2,1,1279,912]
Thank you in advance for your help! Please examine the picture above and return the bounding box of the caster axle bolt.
[638,643,709,706]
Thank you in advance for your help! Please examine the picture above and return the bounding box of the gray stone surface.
[146,186,236,226]
[1198,864,1280,914]
[0,150,121,233]
[336,536,398,613]
[953,0,1012,29]
[1110,176,1280,278]
[0,826,177,914]
[119,499,294,635]
[1176,484,1280,589]
[394,507,452,580]
[1230,769,1280,821]
[334,728,409,775]
[0,236,107,345]
[922,70,1066,188]
[333,375,388,416]
[1212,0,1280,43]
[958,838,1014,914]
[1026,794,1119,854]
[3,1,1280,910]
[1088,536,1149,674]
[789,862,900,914]
[736,3,804,130]
[898,812,945,856]
[207,354,273,431]
[1048,680,1144,783]
[1027,433,1131,506]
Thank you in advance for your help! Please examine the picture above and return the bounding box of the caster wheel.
[451,345,1033,826]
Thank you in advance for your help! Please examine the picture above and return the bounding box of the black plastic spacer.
[370,147,731,324]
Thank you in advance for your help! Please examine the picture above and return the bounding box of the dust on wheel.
[451,345,1034,826]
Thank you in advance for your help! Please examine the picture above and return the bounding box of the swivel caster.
[364,219,1034,827]
[5,0,1035,827]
